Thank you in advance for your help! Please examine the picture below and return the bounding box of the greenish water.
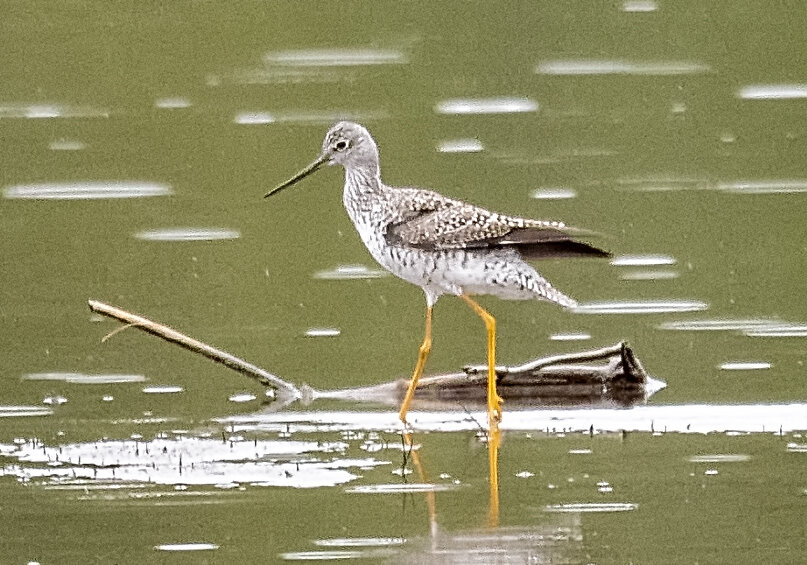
[1,2,806,563]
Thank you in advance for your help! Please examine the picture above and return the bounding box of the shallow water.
[1,2,806,563]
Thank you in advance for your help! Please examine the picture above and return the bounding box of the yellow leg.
[399,305,433,423]
[460,295,503,424]
[487,419,501,528]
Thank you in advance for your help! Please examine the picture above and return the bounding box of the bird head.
[265,121,379,198]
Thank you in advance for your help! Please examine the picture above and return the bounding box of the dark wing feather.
[385,199,610,259]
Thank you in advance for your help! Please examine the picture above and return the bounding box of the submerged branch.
[88,299,662,412]
[88,300,301,402]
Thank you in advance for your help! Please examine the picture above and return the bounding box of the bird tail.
[536,281,578,308]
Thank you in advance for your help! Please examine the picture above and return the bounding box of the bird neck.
[344,164,383,196]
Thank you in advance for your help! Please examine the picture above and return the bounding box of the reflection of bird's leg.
[487,420,501,528]
[460,295,503,424]
[399,305,433,423]
[403,432,438,537]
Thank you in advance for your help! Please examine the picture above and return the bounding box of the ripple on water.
[228,392,257,403]
[716,179,807,194]
[313,264,387,280]
[737,84,807,100]
[305,328,341,338]
[574,300,707,314]
[23,372,146,384]
[234,109,388,126]
[0,405,53,418]
[155,97,192,109]
[437,139,484,153]
[3,181,172,200]
[154,543,219,552]
[314,538,406,548]
[49,139,86,151]
[345,483,456,494]
[0,102,110,119]
[688,454,751,463]
[434,97,538,115]
[719,361,771,371]
[265,48,406,66]
[536,59,709,75]
[142,385,184,394]
[611,254,676,267]
[530,187,577,200]
[620,270,678,281]
[234,111,275,125]
[544,502,638,513]
[659,318,782,332]
[745,324,807,338]
[281,550,396,561]
[622,0,658,12]
[550,333,591,342]
[134,228,240,242]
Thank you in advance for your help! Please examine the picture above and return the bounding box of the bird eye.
[335,140,348,151]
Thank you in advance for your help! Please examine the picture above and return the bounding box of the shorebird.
[266,122,609,426]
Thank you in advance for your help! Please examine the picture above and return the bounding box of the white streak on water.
[537,60,709,76]
[530,188,576,200]
[23,373,146,384]
[4,181,172,200]
[142,386,184,394]
[622,0,658,12]
[437,139,484,153]
[737,84,807,100]
[155,543,218,552]
[313,265,387,280]
[305,328,341,338]
[0,103,109,119]
[265,48,406,66]
[612,255,676,266]
[435,97,538,115]
[716,179,807,194]
[719,361,771,371]
[135,228,240,242]
[574,300,707,314]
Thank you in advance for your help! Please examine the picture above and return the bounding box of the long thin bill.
[265,154,328,198]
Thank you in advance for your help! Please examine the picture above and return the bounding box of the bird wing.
[385,192,610,259]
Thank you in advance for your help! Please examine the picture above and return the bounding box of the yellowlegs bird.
[266,122,609,426]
